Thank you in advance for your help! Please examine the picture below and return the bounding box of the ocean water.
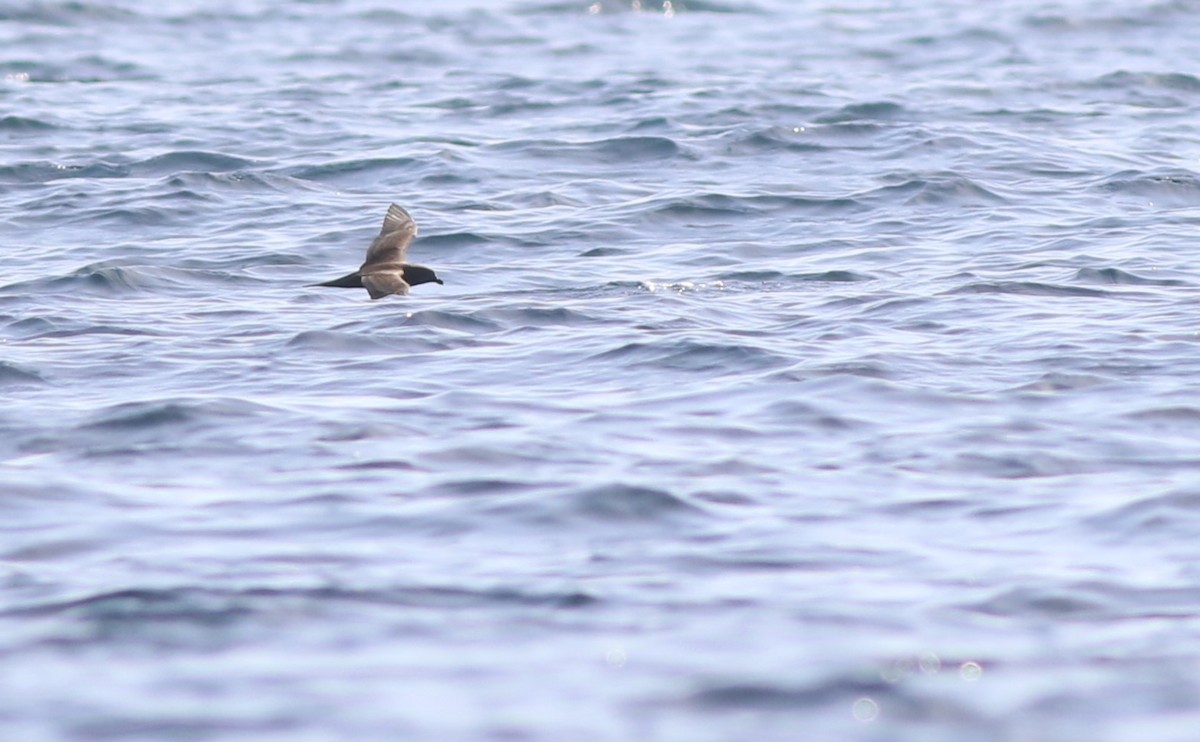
[4,0,1200,738]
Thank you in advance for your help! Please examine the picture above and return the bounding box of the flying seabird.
[314,203,443,299]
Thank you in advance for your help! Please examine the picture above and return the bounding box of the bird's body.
[314,204,443,299]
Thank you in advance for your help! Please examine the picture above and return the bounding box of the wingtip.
[380,203,416,237]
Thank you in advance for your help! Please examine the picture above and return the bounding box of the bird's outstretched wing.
[363,203,418,267]
[361,270,411,299]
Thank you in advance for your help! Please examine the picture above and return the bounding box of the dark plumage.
[314,203,443,299]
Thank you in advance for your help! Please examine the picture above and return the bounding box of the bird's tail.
[311,271,363,288]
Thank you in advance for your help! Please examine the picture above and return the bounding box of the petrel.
[314,203,443,299]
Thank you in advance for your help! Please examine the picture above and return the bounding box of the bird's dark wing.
[363,203,418,267]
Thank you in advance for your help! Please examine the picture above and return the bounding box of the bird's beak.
[436,279,445,285]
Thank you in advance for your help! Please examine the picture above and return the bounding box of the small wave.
[0,115,57,132]
[5,262,218,297]
[757,399,862,431]
[487,483,706,528]
[1069,70,1200,108]
[1091,70,1200,93]
[645,192,861,218]
[288,156,441,185]
[585,135,683,160]
[615,279,722,293]
[70,206,180,226]
[800,121,895,145]
[81,398,276,433]
[800,270,874,283]
[473,305,602,327]
[579,246,630,257]
[591,339,786,372]
[6,265,155,296]
[716,269,789,282]
[1097,169,1200,207]
[370,585,597,609]
[0,361,45,387]
[712,269,873,287]
[862,173,1006,206]
[400,310,503,334]
[9,589,252,631]
[686,676,938,719]
[519,0,756,15]
[1074,267,1188,286]
[286,330,401,353]
[288,326,460,354]
[335,459,418,473]
[1086,488,1200,541]
[947,451,1086,479]
[813,100,906,124]
[1013,373,1111,393]
[2,315,162,341]
[968,585,1110,619]
[0,3,135,24]
[2,316,55,338]
[947,281,1110,298]
[418,231,491,249]
[158,171,300,195]
[132,151,258,176]
[571,484,702,522]
[7,584,596,633]
[717,126,828,155]
[0,161,129,184]
[1123,406,1200,423]
[490,135,684,164]
[1,54,147,83]
[425,478,538,496]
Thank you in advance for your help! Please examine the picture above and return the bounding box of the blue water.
[5,0,1200,739]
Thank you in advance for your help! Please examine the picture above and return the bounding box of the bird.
[313,203,443,299]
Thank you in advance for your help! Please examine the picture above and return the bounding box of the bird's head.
[403,265,444,287]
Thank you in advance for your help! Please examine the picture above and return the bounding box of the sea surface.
[4,0,1200,739]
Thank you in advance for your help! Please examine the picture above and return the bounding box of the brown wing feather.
[357,270,410,298]
[363,204,418,267]
[361,270,411,299]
